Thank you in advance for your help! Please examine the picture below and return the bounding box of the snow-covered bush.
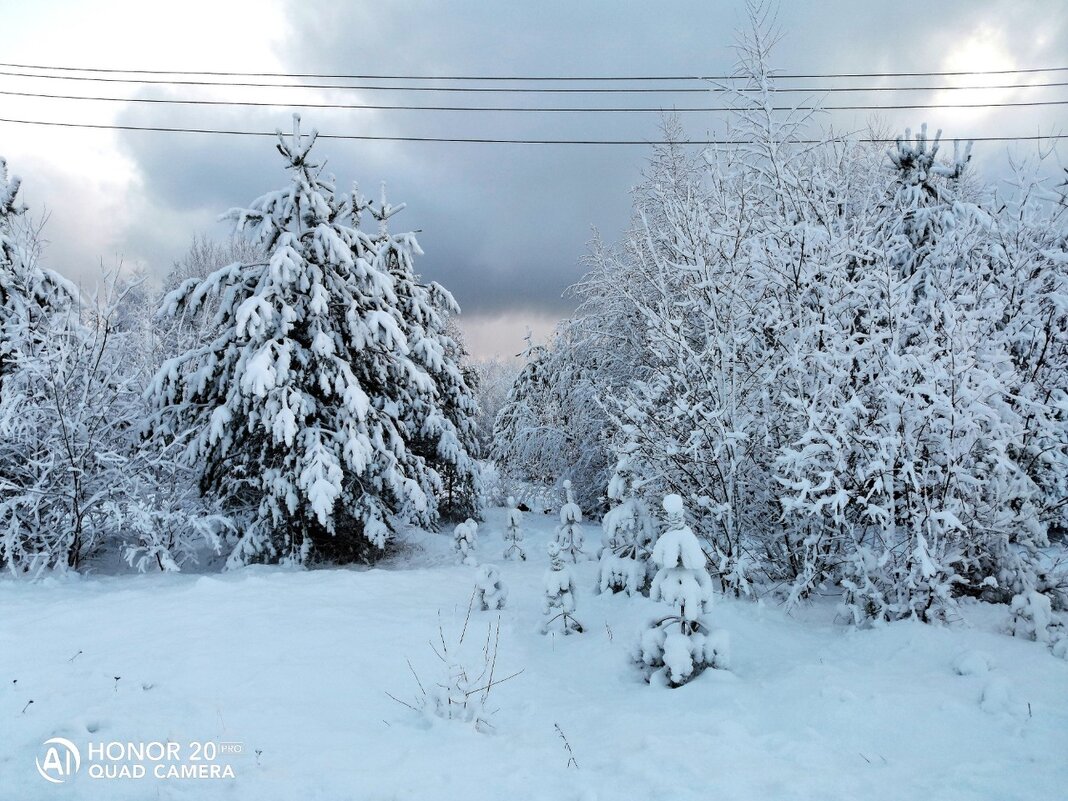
[541,542,583,635]
[0,271,225,575]
[553,480,585,562]
[1008,591,1055,644]
[634,495,728,686]
[428,662,485,726]
[503,496,526,561]
[398,612,512,733]
[491,12,1068,623]
[453,519,478,566]
[475,564,507,611]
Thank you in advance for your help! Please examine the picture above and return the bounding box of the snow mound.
[952,650,994,676]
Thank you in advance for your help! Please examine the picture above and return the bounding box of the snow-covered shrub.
[541,543,583,635]
[502,496,526,561]
[1052,632,1068,661]
[490,11,1067,623]
[475,564,507,611]
[1008,590,1055,644]
[453,519,478,566]
[398,612,512,733]
[428,662,485,726]
[952,650,994,677]
[0,274,225,575]
[0,167,225,576]
[634,495,728,686]
[553,480,585,562]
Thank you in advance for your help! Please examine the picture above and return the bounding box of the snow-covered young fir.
[553,480,586,562]
[502,496,526,561]
[634,495,729,686]
[453,518,478,566]
[475,564,507,611]
[541,541,583,635]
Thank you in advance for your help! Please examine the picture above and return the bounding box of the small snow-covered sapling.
[1008,590,1066,654]
[475,565,507,611]
[634,494,728,686]
[453,519,478,566]
[503,496,526,561]
[541,542,583,635]
[554,480,585,562]
[597,497,654,595]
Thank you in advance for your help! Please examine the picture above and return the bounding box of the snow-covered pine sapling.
[503,496,526,561]
[634,494,728,686]
[453,518,478,566]
[541,542,583,635]
[554,480,585,562]
[597,497,655,595]
[475,565,507,611]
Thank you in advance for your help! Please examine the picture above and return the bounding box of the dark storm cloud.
[113,0,1067,318]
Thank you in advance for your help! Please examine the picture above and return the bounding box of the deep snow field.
[2,507,1067,801]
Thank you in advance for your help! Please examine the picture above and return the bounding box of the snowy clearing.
[2,508,1066,800]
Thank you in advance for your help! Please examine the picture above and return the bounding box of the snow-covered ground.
[2,508,1066,800]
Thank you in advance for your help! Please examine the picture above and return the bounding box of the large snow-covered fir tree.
[145,117,481,566]
[369,186,483,522]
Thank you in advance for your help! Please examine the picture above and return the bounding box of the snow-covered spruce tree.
[453,518,478,566]
[502,496,526,561]
[541,542,583,635]
[554,480,586,562]
[634,495,728,686]
[475,564,507,611]
[0,157,76,392]
[598,453,656,595]
[491,335,559,481]
[146,116,478,565]
[369,186,483,521]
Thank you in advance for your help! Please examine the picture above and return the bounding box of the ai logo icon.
[36,737,81,784]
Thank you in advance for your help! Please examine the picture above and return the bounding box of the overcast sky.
[2,0,1065,358]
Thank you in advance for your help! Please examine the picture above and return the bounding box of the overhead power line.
[1,61,1066,81]
[3,88,1067,114]
[1,69,1066,94]
[1,116,1064,146]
